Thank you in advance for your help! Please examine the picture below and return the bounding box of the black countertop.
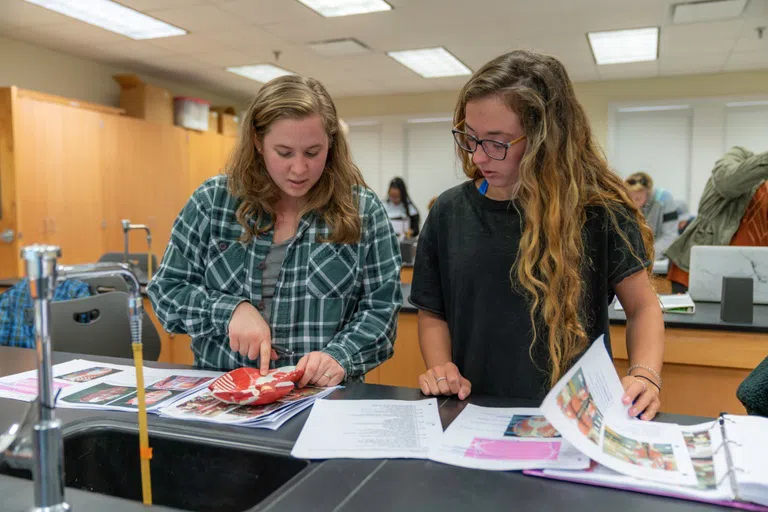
[0,346,726,512]
[609,301,768,333]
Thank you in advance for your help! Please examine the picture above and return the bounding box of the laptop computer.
[688,245,768,304]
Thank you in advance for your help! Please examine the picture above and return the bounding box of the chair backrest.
[79,275,130,295]
[50,291,161,361]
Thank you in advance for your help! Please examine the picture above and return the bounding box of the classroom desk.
[0,346,726,512]
[371,285,766,418]
[609,303,768,418]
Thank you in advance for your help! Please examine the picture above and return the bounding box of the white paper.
[540,337,698,486]
[615,293,695,314]
[0,360,127,402]
[724,415,768,507]
[427,405,590,471]
[541,421,733,502]
[291,399,442,460]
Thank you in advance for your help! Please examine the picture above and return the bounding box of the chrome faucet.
[2,245,144,512]
[121,219,152,267]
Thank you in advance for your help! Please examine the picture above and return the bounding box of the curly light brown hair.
[226,75,365,243]
[454,50,655,388]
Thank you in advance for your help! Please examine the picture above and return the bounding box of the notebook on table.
[525,414,768,510]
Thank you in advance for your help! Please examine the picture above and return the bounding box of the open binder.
[526,414,768,510]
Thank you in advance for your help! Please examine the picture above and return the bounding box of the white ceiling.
[0,0,766,101]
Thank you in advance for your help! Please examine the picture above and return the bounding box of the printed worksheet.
[427,405,590,471]
[539,337,698,486]
[291,399,443,459]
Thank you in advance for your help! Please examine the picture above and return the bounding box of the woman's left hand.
[296,352,345,388]
[621,375,661,421]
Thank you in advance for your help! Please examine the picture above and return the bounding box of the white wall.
[347,116,465,221]
[607,96,768,215]
[0,35,244,108]
[346,94,768,226]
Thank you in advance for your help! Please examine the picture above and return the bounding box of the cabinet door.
[102,116,189,264]
[47,104,107,265]
[0,88,20,276]
[15,97,53,254]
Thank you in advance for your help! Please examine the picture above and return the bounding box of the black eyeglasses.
[452,127,526,161]
[626,177,649,187]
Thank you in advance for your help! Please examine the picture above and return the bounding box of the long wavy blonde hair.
[454,50,655,388]
[226,75,365,244]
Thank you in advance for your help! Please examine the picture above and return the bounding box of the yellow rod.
[132,343,153,506]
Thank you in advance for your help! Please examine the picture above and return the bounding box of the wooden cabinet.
[0,86,236,277]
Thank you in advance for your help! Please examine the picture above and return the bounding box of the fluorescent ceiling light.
[588,27,659,65]
[226,64,294,83]
[617,105,690,112]
[726,100,768,107]
[297,0,392,17]
[406,116,454,124]
[673,0,747,24]
[24,0,186,40]
[387,47,471,78]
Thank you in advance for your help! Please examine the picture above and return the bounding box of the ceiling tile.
[147,4,250,31]
[148,33,228,54]
[659,53,728,75]
[216,0,318,25]
[189,49,256,67]
[117,0,214,10]
[660,20,743,57]
[724,50,768,71]
[0,0,73,27]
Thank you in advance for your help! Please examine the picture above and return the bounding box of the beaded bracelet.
[627,364,662,387]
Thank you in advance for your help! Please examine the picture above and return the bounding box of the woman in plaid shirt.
[147,76,402,388]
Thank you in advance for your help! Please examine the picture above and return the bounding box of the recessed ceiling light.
[308,38,370,57]
[387,47,471,78]
[226,64,294,83]
[24,0,186,40]
[617,105,690,113]
[588,27,659,65]
[297,0,392,17]
[672,0,747,24]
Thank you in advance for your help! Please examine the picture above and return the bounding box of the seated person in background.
[0,278,91,348]
[625,172,679,257]
[385,177,420,238]
[148,75,402,388]
[411,50,664,420]
[666,147,768,292]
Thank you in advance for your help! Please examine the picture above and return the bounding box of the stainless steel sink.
[0,419,310,511]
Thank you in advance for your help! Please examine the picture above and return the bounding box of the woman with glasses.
[624,172,679,257]
[410,50,665,420]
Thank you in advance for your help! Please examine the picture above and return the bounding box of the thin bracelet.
[633,374,661,391]
[627,364,662,386]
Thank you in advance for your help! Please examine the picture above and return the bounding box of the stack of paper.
[0,359,336,430]
[158,386,338,430]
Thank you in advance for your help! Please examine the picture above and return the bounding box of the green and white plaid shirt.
[147,175,402,380]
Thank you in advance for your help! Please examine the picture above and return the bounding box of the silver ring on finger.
[323,372,333,379]
[435,377,447,383]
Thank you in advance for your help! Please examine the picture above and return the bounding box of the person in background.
[148,75,402,388]
[625,172,679,257]
[385,177,420,237]
[411,50,665,420]
[666,147,768,292]
[0,278,91,348]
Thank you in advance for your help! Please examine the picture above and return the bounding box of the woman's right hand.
[227,302,278,375]
[418,362,472,400]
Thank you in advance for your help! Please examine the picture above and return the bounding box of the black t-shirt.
[410,180,649,400]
